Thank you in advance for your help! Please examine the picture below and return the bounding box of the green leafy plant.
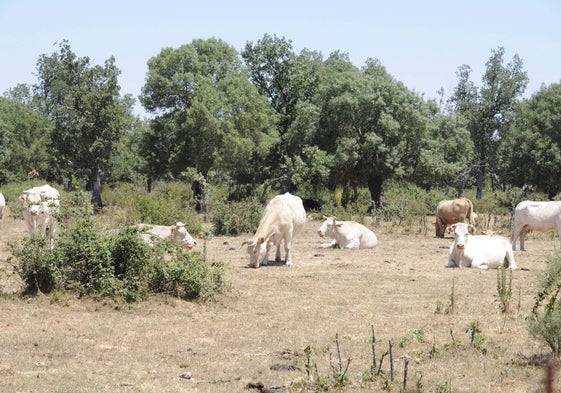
[528,253,561,357]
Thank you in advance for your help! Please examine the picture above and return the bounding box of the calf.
[317,216,378,249]
[448,223,516,270]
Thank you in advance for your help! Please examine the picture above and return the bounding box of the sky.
[1,0,560,117]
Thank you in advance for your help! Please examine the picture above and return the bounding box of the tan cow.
[242,192,306,268]
[435,197,476,238]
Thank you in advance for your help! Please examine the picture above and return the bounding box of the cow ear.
[447,225,455,234]
[468,225,476,234]
[258,237,266,244]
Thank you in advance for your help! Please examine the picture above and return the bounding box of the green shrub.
[8,235,63,295]
[150,248,225,301]
[9,189,224,302]
[528,253,561,357]
[210,196,263,235]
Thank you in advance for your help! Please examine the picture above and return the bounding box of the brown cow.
[435,197,476,238]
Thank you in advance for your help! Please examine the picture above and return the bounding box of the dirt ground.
[0,210,560,393]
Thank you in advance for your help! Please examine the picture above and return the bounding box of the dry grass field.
[0,208,560,393]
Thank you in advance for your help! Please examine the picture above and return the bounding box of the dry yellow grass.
[0,209,560,392]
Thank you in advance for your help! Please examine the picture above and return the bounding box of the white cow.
[317,216,378,249]
[0,192,5,219]
[19,185,60,234]
[241,192,306,268]
[448,223,517,270]
[136,222,197,249]
[511,200,561,251]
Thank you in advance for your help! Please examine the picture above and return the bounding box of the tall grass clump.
[528,252,561,357]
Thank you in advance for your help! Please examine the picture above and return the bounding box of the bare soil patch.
[0,212,559,392]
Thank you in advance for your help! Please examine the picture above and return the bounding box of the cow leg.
[283,236,293,267]
[275,243,282,263]
[519,230,526,251]
[345,238,360,249]
[511,224,521,251]
[505,249,517,270]
[470,259,487,270]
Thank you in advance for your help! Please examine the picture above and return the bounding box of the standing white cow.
[242,192,306,268]
[19,185,61,248]
[511,200,561,251]
[317,216,378,249]
[0,192,5,219]
[448,223,517,270]
[136,222,197,249]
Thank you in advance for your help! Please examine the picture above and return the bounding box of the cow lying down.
[318,216,378,249]
[447,223,516,270]
[135,222,197,249]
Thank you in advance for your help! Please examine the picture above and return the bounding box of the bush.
[8,235,63,295]
[528,253,561,357]
[210,196,263,235]
[9,189,225,302]
[150,248,225,301]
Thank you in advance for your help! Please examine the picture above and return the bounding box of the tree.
[242,35,322,192]
[498,83,561,198]
[34,40,133,211]
[139,38,276,198]
[450,47,528,199]
[0,97,52,183]
[317,56,428,209]
[413,103,474,192]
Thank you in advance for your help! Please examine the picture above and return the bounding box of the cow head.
[170,222,197,249]
[318,216,339,238]
[241,232,275,268]
[450,223,476,250]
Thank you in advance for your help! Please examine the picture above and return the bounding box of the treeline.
[1,36,561,211]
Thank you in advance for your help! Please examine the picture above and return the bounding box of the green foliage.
[528,252,561,357]
[496,267,513,313]
[498,82,561,198]
[450,47,528,198]
[139,38,276,185]
[210,196,263,235]
[34,40,133,186]
[102,181,202,235]
[0,98,53,183]
[8,189,224,302]
[150,249,224,301]
[8,235,62,295]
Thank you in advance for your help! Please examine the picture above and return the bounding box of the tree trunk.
[91,168,103,213]
[146,177,152,193]
[367,176,385,212]
[476,166,485,199]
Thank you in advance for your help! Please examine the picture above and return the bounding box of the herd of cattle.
[0,186,560,270]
